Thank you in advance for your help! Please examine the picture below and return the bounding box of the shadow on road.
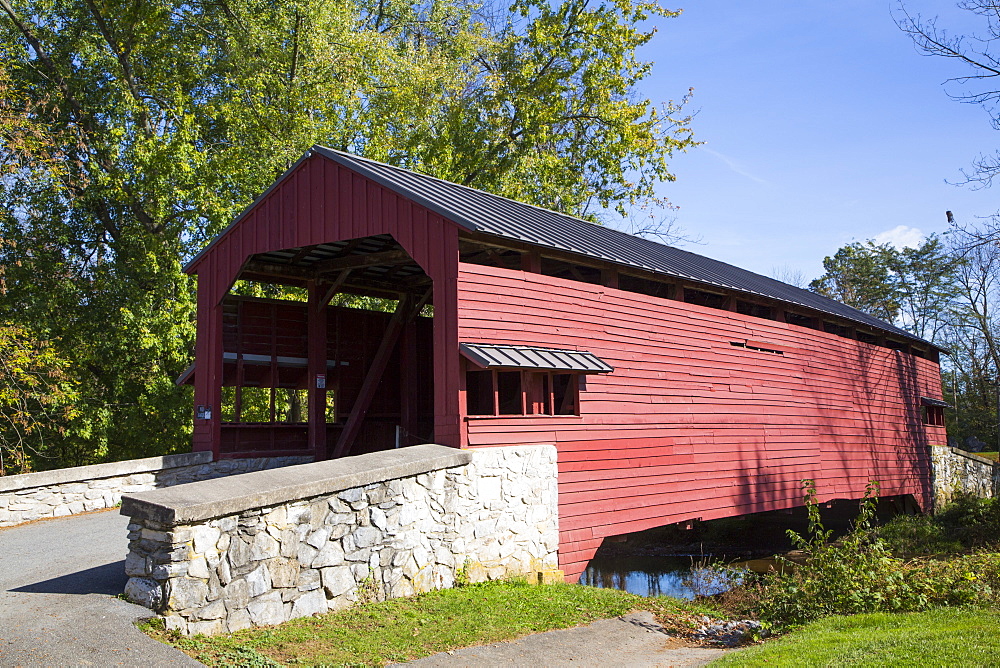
[10,560,127,596]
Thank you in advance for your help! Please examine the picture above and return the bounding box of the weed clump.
[878,494,1000,555]
[725,481,1000,630]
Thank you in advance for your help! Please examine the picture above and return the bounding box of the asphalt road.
[0,509,728,668]
[0,509,202,667]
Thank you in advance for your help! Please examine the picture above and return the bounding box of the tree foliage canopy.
[0,324,79,474]
[809,236,960,341]
[0,0,695,471]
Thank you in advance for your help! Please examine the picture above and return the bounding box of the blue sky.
[629,1,998,282]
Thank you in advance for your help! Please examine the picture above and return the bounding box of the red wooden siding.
[188,156,462,455]
[456,263,944,578]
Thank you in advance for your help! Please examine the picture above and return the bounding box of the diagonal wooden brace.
[330,288,431,459]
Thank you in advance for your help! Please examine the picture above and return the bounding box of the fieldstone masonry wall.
[0,452,312,528]
[119,444,559,636]
[930,444,999,510]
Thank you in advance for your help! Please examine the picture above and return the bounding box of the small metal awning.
[459,343,613,373]
[920,396,951,408]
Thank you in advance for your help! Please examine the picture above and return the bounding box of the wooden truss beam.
[312,249,414,274]
[239,269,429,299]
[321,269,351,306]
[330,288,432,459]
[242,249,416,282]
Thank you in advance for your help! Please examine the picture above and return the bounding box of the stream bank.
[580,495,916,598]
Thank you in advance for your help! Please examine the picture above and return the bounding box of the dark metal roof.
[460,343,613,373]
[313,146,935,349]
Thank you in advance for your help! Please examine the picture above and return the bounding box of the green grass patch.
[145,580,717,667]
[975,451,999,462]
[711,608,1000,667]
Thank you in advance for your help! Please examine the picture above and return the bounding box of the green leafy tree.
[810,236,959,341]
[809,241,903,323]
[0,325,80,474]
[889,235,962,342]
[0,0,695,467]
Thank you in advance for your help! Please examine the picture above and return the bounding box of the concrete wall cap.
[120,445,472,525]
[0,451,213,493]
[945,445,999,468]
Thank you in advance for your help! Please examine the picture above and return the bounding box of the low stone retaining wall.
[0,452,312,528]
[119,444,559,635]
[930,444,999,510]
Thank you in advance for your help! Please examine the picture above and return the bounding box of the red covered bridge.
[184,147,947,578]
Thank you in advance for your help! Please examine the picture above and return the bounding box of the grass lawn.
[711,608,1000,667]
[974,451,999,462]
[144,580,716,667]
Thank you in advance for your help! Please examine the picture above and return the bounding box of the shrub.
[745,482,1000,630]
[878,495,1000,555]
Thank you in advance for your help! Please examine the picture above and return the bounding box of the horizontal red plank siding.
[457,264,944,579]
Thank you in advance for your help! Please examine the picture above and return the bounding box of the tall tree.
[0,0,695,469]
[889,235,963,342]
[933,227,1000,447]
[809,241,902,323]
[897,1,1000,191]
[809,236,959,341]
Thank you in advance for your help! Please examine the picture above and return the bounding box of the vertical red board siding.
[188,155,462,451]
[457,263,944,579]
[192,267,223,458]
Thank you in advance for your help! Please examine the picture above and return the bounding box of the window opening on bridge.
[540,257,603,285]
[923,405,945,426]
[466,370,494,416]
[856,331,878,345]
[921,397,948,427]
[465,369,580,417]
[460,342,610,417]
[497,371,523,415]
[551,373,578,415]
[684,288,728,309]
[885,339,908,352]
[823,321,851,338]
[618,273,674,299]
[736,300,773,319]
[784,312,816,328]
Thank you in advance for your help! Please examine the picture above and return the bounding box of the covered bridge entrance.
[183,151,463,460]
[204,239,434,459]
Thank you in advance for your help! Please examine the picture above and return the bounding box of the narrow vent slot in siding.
[730,341,784,355]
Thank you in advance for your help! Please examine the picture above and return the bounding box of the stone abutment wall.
[119,444,559,636]
[0,452,311,528]
[930,444,999,510]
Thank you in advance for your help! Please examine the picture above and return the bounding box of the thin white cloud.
[702,147,769,185]
[874,225,924,250]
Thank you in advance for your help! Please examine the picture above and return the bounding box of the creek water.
[580,554,782,599]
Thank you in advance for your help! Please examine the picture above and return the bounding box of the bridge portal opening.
[183,234,435,459]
